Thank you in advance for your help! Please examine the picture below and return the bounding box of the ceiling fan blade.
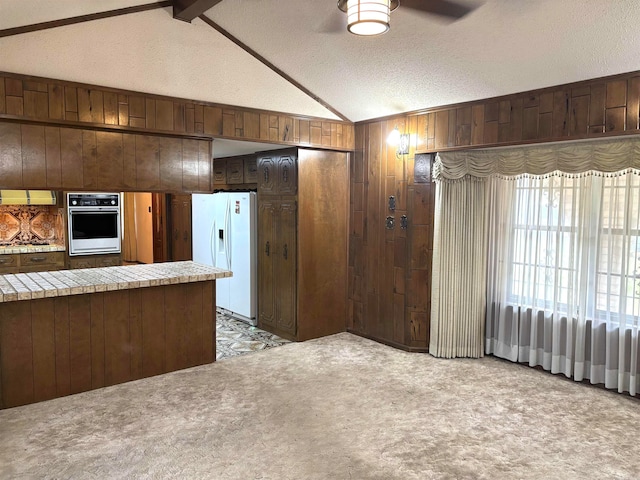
[400,0,474,19]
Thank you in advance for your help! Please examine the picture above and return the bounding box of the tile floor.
[216,310,290,360]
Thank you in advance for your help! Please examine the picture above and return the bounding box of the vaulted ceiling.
[2,0,640,126]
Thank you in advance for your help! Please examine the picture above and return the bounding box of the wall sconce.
[387,126,410,158]
[387,126,400,146]
[397,133,410,156]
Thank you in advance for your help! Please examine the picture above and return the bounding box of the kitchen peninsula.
[0,261,231,409]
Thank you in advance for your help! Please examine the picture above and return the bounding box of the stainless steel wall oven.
[67,193,121,256]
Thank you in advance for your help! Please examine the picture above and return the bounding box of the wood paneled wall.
[412,71,640,152]
[297,149,349,342]
[0,282,215,408]
[0,122,211,193]
[348,120,433,351]
[350,70,640,352]
[0,72,354,151]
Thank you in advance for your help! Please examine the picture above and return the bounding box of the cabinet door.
[213,159,227,185]
[170,194,192,261]
[258,200,277,328]
[95,254,121,267]
[226,158,244,184]
[19,264,64,273]
[275,200,297,335]
[20,252,64,272]
[244,156,258,183]
[257,156,277,194]
[21,252,64,265]
[68,256,96,269]
[0,255,19,272]
[277,153,297,196]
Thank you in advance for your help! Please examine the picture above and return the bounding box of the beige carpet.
[1,333,638,479]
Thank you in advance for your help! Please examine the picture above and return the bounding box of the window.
[597,175,640,320]
[506,171,640,326]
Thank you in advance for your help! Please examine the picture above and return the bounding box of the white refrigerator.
[192,192,257,325]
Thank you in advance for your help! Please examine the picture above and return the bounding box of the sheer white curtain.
[434,137,640,395]
[485,171,640,395]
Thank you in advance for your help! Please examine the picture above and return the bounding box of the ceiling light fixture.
[338,0,473,37]
[342,0,392,36]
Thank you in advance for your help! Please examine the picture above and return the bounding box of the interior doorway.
[169,194,192,261]
[122,192,170,263]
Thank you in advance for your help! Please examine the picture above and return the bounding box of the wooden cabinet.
[67,254,121,269]
[257,150,297,195]
[277,154,297,195]
[257,198,297,336]
[257,200,276,327]
[213,159,227,185]
[226,158,244,184]
[256,148,348,341]
[68,256,95,269]
[244,156,258,183]
[0,251,64,273]
[0,123,212,193]
[94,254,121,267]
[169,194,192,261]
[19,252,64,272]
[0,254,19,274]
[213,155,258,188]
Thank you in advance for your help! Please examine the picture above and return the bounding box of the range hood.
[0,190,57,205]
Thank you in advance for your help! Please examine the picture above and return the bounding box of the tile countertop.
[0,244,66,254]
[0,261,232,303]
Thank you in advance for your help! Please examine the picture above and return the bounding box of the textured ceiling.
[2,0,640,126]
[0,0,150,30]
[0,6,339,120]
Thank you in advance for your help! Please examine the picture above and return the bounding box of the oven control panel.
[68,193,119,207]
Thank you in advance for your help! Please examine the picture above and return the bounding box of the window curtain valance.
[430,134,640,395]
[434,136,640,180]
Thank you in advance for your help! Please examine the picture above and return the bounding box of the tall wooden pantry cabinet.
[257,148,349,341]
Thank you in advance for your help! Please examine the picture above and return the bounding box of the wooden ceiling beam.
[0,1,172,38]
[173,0,224,22]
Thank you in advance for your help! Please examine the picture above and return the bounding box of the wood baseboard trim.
[257,323,297,343]
[347,329,430,353]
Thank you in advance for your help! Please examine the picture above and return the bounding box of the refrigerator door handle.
[224,196,231,270]
[210,219,216,266]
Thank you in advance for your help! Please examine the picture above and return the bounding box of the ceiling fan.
[334,0,475,36]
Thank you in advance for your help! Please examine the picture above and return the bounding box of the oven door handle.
[68,207,120,213]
